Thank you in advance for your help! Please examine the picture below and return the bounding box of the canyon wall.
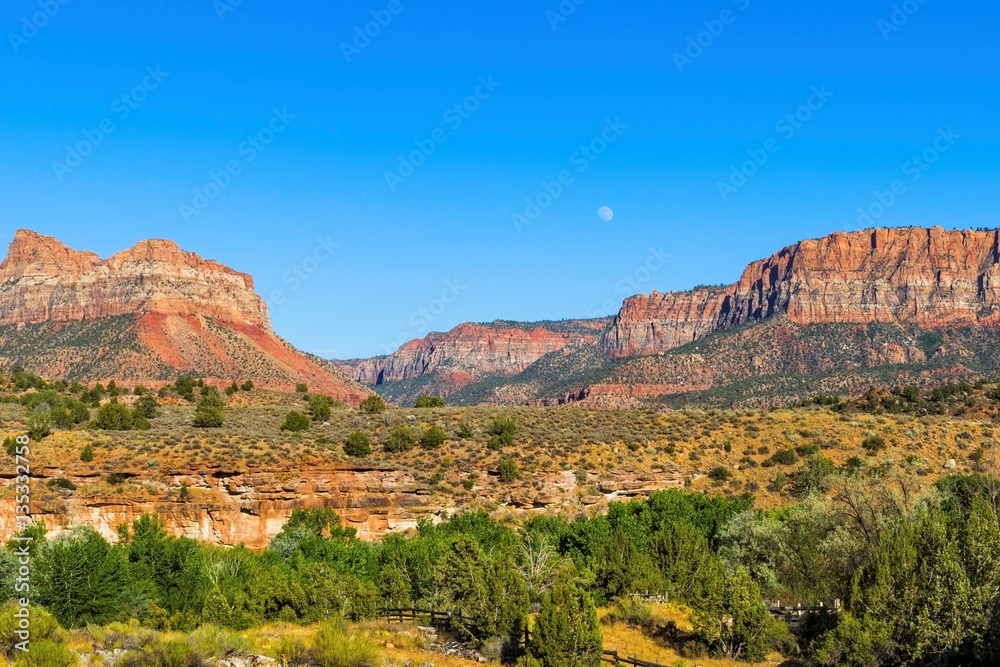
[346,320,610,389]
[602,227,1000,358]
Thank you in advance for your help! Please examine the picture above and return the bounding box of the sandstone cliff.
[343,319,610,391]
[0,230,370,403]
[602,227,1000,358]
[0,229,269,328]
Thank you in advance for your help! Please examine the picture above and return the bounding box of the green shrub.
[310,621,379,667]
[240,380,254,392]
[385,426,415,453]
[13,638,75,667]
[708,466,733,482]
[133,394,160,419]
[0,603,66,659]
[769,448,798,466]
[531,577,602,667]
[193,388,225,428]
[307,394,334,422]
[281,411,310,432]
[80,445,94,463]
[863,434,886,454]
[173,375,196,401]
[609,597,653,628]
[487,415,519,448]
[95,402,133,431]
[359,395,386,414]
[46,478,77,491]
[421,426,447,449]
[457,421,475,439]
[343,432,372,458]
[66,401,90,424]
[415,395,445,408]
[498,456,520,483]
[27,412,52,440]
[296,383,309,393]
[49,407,74,429]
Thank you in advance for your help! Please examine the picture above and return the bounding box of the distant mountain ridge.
[0,229,370,403]
[352,227,1000,407]
[600,226,1000,359]
[335,318,611,406]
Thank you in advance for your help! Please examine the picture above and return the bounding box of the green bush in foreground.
[531,576,602,667]
[309,621,379,667]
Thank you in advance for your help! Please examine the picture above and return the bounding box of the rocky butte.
[0,229,369,403]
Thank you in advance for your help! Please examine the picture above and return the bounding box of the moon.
[598,206,614,222]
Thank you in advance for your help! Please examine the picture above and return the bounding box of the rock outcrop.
[0,463,686,548]
[0,229,269,328]
[344,319,610,389]
[0,230,370,403]
[602,227,1000,358]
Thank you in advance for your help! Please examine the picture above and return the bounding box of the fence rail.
[766,600,841,628]
[602,649,668,667]
[380,606,477,629]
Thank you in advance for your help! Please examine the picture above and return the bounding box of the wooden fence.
[384,597,841,661]
[767,600,841,628]
[380,606,477,630]
[602,649,672,667]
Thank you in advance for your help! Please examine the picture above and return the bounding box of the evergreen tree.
[35,528,129,627]
[693,568,779,662]
[193,388,225,428]
[531,574,602,667]
[95,401,133,430]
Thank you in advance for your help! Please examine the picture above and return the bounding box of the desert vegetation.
[5,368,1000,664]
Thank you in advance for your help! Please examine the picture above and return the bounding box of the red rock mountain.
[0,230,370,403]
[338,319,610,399]
[601,227,1000,358]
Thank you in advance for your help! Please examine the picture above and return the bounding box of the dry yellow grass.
[599,604,794,667]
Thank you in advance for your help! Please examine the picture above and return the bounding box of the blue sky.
[2,0,998,359]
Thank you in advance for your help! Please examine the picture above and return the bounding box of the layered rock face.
[0,230,370,403]
[346,320,609,388]
[0,229,269,327]
[602,227,1000,358]
[0,463,685,548]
